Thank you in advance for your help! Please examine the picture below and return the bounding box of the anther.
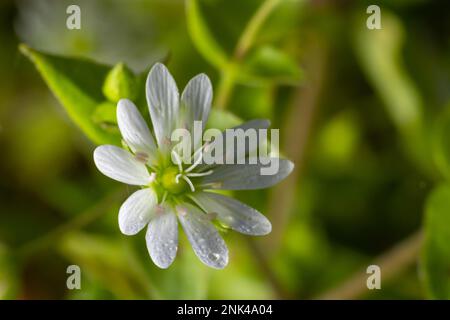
[134,151,149,163]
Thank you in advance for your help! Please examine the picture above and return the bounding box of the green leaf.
[186,0,229,69]
[352,11,422,131]
[92,101,120,132]
[231,85,273,119]
[20,44,121,146]
[242,46,303,85]
[421,184,450,299]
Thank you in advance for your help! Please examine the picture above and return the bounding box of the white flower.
[93,63,294,269]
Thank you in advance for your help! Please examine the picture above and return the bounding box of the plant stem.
[16,188,127,258]
[215,67,236,110]
[215,0,281,110]
[266,38,328,251]
[234,0,281,60]
[315,230,423,300]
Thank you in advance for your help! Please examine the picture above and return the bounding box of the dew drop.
[208,252,220,262]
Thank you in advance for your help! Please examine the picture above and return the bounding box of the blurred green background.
[1,0,450,299]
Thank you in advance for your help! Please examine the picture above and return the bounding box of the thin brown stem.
[234,0,281,60]
[315,230,423,300]
[215,0,281,110]
[245,37,328,299]
[265,38,328,252]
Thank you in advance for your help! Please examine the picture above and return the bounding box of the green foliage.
[102,63,139,103]
[4,0,449,300]
[421,184,450,299]
[186,0,229,69]
[353,11,422,130]
[20,44,121,146]
[231,85,273,119]
[20,44,245,147]
[243,45,302,85]
[92,101,120,131]
[352,10,428,173]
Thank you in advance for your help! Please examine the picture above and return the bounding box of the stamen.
[163,137,171,145]
[171,149,183,172]
[134,151,149,163]
[187,142,210,168]
[189,143,204,162]
[175,173,182,184]
[155,205,165,215]
[185,151,204,173]
[180,175,195,192]
[149,172,157,183]
[178,207,187,217]
[186,170,213,178]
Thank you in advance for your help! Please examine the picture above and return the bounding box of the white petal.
[200,158,294,190]
[118,188,157,235]
[199,119,271,171]
[177,204,228,269]
[117,99,158,164]
[180,74,212,130]
[146,207,178,269]
[190,192,271,235]
[93,145,152,185]
[180,74,212,151]
[224,119,271,163]
[146,63,179,150]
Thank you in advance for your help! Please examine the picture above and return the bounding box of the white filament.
[172,147,214,193]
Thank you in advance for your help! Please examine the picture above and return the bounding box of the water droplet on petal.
[208,252,220,262]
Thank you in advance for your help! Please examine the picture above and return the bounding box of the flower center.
[161,166,188,194]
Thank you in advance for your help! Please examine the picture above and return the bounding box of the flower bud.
[102,63,138,103]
